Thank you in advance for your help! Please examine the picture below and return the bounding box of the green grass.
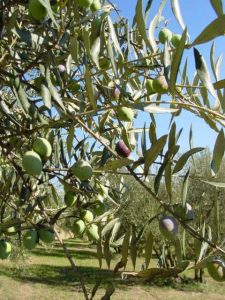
[0,239,224,299]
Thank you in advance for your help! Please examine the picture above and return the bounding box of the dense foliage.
[1,0,225,298]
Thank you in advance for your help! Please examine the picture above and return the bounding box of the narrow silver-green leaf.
[181,169,189,205]
[110,219,122,243]
[41,82,52,109]
[67,125,75,159]
[100,158,133,171]
[121,229,130,267]
[69,34,79,64]
[107,36,117,76]
[82,26,91,57]
[144,135,167,175]
[170,28,187,95]
[130,230,138,270]
[202,180,225,188]
[214,189,220,242]
[170,0,186,30]
[173,147,204,174]
[97,237,103,269]
[51,185,59,205]
[135,0,152,50]
[137,103,179,114]
[190,15,225,47]
[38,0,58,28]
[84,65,97,110]
[210,0,223,16]
[107,16,123,58]
[174,237,182,263]
[213,78,225,89]
[211,128,225,173]
[145,230,154,268]
[149,122,157,144]
[141,124,147,156]
[194,48,219,109]
[104,234,112,269]
[215,54,223,80]
[45,67,65,110]
[148,0,167,52]
[13,77,30,114]
[102,218,120,237]
[165,162,172,199]
[90,36,101,68]
[210,42,217,81]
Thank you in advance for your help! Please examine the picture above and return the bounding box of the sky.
[110,0,225,152]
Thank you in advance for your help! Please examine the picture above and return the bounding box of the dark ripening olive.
[173,202,194,221]
[159,215,178,240]
[112,87,121,100]
[207,259,225,282]
[115,140,131,158]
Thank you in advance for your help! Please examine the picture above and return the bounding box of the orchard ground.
[0,239,224,300]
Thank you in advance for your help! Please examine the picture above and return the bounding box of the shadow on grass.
[0,263,209,295]
[0,264,123,289]
[31,247,99,260]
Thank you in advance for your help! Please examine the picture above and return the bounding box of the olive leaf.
[107,16,123,58]
[170,28,187,95]
[173,147,204,174]
[194,48,220,109]
[210,0,223,17]
[211,128,225,174]
[90,36,101,68]
[148,0,167,52]
[135,0,152,50]
[84,65,97,110]
[144,135,168,176]
[170,0,186,31]
[202,180,225,188]
[145,231,154,269]
[190,15,225,47]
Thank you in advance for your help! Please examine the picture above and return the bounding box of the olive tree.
[1,0,225,298]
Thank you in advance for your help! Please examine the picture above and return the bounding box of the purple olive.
[58,64,66,73]
[113,87,121,100]
[159,216,178,240]
[115,140,131,158]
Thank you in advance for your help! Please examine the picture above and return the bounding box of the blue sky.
[111,0,225,152]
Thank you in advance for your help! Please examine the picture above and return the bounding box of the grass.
[0,239,224,299]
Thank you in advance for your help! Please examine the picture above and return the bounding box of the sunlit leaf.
[173,147,204,174]
[170,28,187,95]
[144,135,167,175]
[135,0,152,50]
[170,0,186,30]
[211,129,225,173]
[210,0,223,16]
[145,231,154,268]
[190,15,225,47]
